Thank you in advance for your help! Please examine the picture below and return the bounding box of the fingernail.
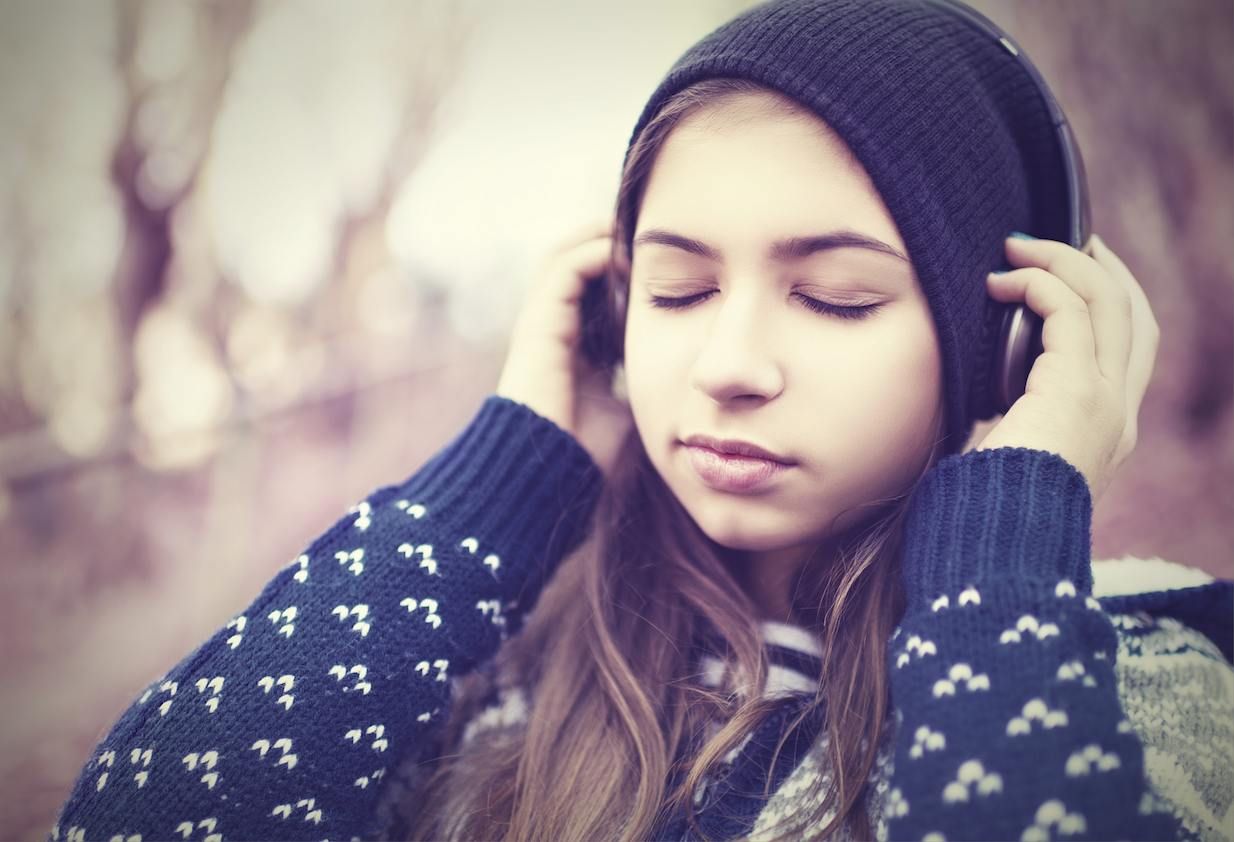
[989,269,1008,276]
[1008,231,1036,241]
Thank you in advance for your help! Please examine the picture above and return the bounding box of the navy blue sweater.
[49,395,1231,841]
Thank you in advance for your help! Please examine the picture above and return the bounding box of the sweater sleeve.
[883,447,1187,842]
[48,395,604,842]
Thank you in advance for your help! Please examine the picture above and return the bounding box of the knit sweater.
[48,395,1234,842]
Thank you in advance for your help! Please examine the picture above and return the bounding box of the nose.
[688,287,785,405]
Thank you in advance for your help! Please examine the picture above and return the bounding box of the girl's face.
[623,93,944,603]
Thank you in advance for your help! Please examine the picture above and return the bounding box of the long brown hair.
[399,77,946,842]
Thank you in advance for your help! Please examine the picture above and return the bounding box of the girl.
[52,1,1232,841]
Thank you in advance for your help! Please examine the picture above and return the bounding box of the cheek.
[826,316,943,463]
[622,310,680,413]
[622,322,664,448]
[836,314,939,403]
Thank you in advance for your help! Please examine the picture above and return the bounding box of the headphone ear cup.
[579,268,623,370]
[989,302,1045,416]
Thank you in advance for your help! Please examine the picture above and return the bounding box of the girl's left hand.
[973,233,1160,508]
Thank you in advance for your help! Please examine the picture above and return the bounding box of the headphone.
[934,0,1094,417]
[580,0,1092,419]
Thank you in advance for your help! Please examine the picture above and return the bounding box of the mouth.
[680,434,795,465]
[682,444,794,494]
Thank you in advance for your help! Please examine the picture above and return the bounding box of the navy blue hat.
[622,0,1073,456]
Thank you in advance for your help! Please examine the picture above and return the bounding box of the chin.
[688,507,806,553]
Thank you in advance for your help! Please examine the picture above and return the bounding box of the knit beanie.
[620,0,1072,457]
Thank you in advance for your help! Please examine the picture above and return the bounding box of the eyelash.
[647,291,881,321]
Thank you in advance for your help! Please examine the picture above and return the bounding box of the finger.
[1080,233,1097,258]
[531,234,612,298]
[1004,236,1131,391]
[555,219,616,252]
[1091,234,1157,340]
[1090,234,1159,417]
[986,267,1099,375]
[517,237,613,343]
[553,237,614,305]
[521,241,614,351]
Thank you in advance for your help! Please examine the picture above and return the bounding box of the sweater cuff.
[387,394,605,600]
[900,447,1093,614]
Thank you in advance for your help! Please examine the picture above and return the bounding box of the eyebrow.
[631,228,910,264]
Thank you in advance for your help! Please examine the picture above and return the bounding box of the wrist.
[900,446,1093,615]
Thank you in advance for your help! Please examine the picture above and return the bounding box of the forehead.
[640,93,904,253]
[680,91,861,168]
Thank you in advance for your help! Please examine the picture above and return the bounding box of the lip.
[681,434,794,464]
[683,444,794,494]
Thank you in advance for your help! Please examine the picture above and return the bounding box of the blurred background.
[0,1,1230,839]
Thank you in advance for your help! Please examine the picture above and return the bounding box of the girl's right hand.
[977,233,1157,507]
[495,220,634,478]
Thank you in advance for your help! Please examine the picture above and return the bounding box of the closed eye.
[647,291,881,321]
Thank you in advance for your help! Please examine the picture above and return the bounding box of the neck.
[730,541,831,624]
